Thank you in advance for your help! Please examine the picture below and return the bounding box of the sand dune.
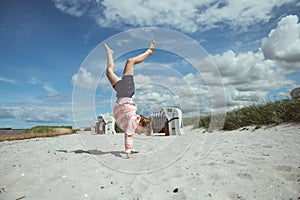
[1,124,299,200]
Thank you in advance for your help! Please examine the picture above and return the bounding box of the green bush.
[115,123,124,133]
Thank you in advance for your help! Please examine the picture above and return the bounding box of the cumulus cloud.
[71,67,98,89]
[262,15,300,74]
[211,50,295,108]
[0,104,72,123]
[130,48,296,116]
[262,15,300,63]
[207,15,300,109]
[0,78,72,126]
[131,71,211,116]
[53,0,299,33]
[71,66,113,93]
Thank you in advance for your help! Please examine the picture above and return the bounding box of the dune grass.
[184,98,300,131]
[0,126,75,142]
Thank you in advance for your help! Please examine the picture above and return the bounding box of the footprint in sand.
[274,165,300,182]
[249,156,266,162]
[225,159,235,164]
[228,192,246,200]
[262,144,276,148]
[237,172,253,181]
[274,165,292,172]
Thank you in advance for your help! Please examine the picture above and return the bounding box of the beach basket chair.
[291,87,300,99]
[94,115,116,134]
[150,107,184,136]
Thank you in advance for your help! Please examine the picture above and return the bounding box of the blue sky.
[0,0,300,128]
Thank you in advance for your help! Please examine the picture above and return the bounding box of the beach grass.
[0,126,76,142]
[184,98,300,131]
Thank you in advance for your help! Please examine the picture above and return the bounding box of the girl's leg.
[123,40,156,76]
[104,43,120,86]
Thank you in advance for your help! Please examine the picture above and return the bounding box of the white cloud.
[0,76,16,84]
[212,50,295,106]
[132,63,269,116]
[134,84,181,115]
[53,0,299,33]
[0,104,72,123]
[134,74,152,86]
[131,71,211,116]
[53,0,88,17]
[0,77,72,124]
[28,77,57,95]
[262,15,300,63]
[71,67,98,89]
[204,15,300,109]
[99,0,298,32]
[261,14,300,77]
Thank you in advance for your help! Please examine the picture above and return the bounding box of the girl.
[104,40,156,158]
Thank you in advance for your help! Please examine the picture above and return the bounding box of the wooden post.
[164,120,169,136]
[95,122,100,134]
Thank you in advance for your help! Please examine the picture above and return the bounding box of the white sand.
[1,124,299,200]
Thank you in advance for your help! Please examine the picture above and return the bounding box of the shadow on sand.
[56,149,127,158]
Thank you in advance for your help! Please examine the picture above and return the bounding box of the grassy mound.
[0,126,75,142]
[184,98,300,131]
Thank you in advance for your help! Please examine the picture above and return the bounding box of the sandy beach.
[1,124,299,200]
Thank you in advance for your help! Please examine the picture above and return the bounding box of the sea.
[0,129,25,134]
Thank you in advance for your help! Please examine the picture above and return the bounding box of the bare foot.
[104,43,114,55]
[126,153,132,159]
[126,151,138,159]
[148,40,156,55]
